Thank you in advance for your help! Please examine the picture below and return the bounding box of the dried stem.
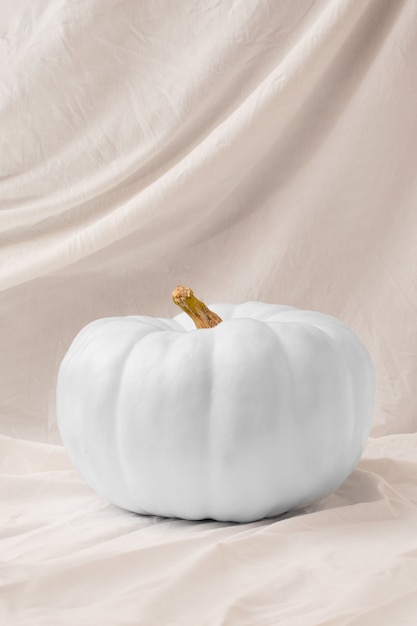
[172,285,222,329]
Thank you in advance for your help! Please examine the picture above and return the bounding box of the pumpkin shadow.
[271,467,384,523]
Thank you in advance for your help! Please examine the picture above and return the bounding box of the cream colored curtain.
[1,1,417,623]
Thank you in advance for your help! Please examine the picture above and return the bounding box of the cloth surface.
[1,0,417,623]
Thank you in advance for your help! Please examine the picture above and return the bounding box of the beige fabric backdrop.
[1,1,417,624]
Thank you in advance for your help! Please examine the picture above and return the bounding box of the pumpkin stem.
[172,285,222,329]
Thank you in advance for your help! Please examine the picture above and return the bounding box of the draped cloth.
[1,1,417,623]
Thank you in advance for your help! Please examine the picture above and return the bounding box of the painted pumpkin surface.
[57,286,375,522]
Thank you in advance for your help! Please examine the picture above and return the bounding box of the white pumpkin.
[56,286,375,523]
